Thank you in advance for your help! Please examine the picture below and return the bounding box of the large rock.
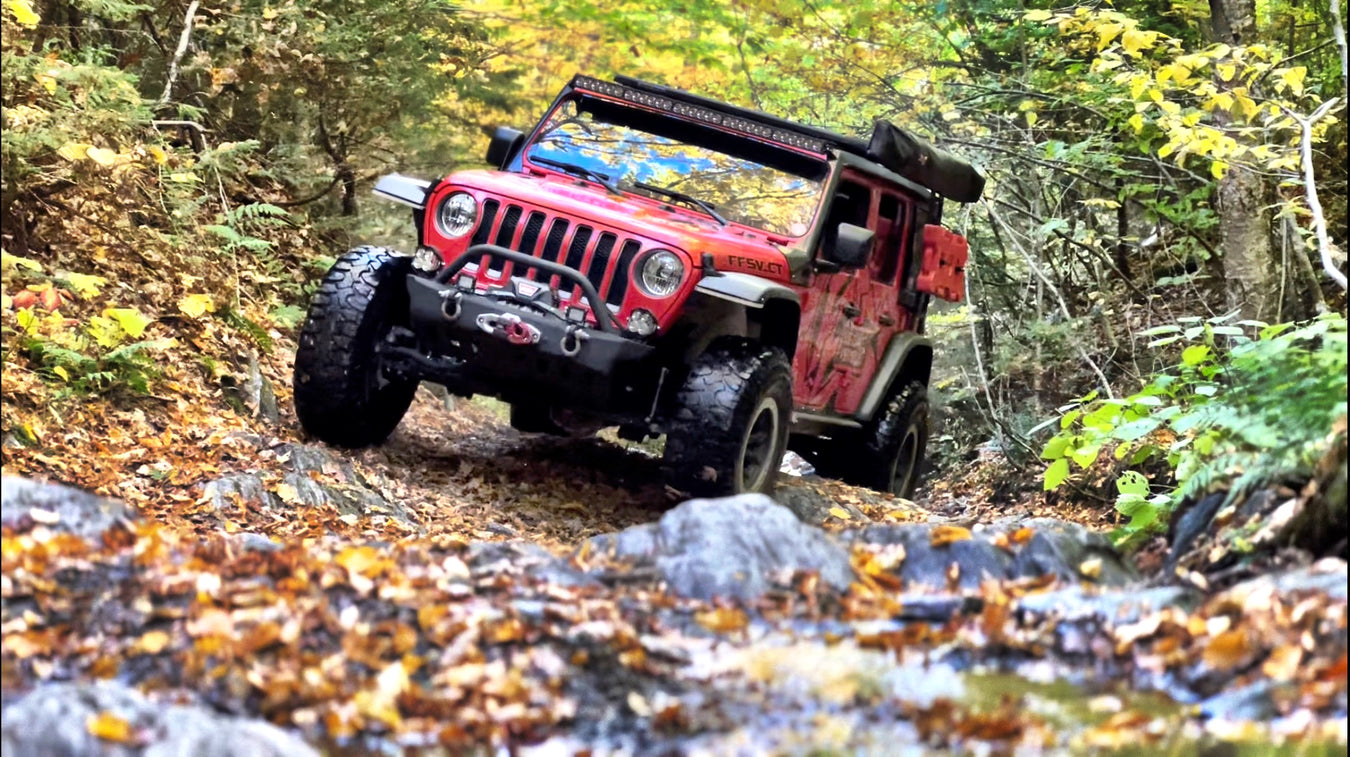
[586,494,854,601]
[0,680,316,757]
[202,442,421,533]
[1,477,136,539]
[854,518,1137,591]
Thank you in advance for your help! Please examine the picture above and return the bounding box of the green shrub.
[1040,312,1348,548]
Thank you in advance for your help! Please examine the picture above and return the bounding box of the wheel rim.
[736,396,780,492]
[889,425,921,497]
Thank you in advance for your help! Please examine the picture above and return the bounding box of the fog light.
[456,274,476,291]
[626,308,658,337]
[565,306,588,323]
[413,246,442,273]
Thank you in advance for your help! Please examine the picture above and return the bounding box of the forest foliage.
[2,0,1347,542]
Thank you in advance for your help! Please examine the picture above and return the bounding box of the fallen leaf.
[86,712,133,743]
[136,630,170,654]
[1203,629,1254,672]
[1262,644,1302,681]
[695,606,748,633]
[930,524,972,547]
[1078,558,1102,579]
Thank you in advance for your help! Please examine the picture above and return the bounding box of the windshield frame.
[516,92,831,239]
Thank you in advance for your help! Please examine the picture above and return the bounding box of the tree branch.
[158,0,200,106]
[1282,98,1347,290]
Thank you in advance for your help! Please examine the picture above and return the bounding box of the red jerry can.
[916,224,968,302]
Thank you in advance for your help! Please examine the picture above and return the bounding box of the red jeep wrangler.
[293,75,982,498]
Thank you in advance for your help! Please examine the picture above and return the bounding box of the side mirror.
[824,223,874,269]
[485,126,524,168]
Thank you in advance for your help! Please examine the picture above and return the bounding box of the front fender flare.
[694,272,800,309]
[373,173,432,210]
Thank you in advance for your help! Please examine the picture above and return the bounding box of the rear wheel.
[810,381,930,499]
[663,338,792,496]
[293,246,417,448]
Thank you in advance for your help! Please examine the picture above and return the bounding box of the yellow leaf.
[1024,9,1052,22]
[1211,160,1229,180]
[1095,22,1123,51]
[57,143,92,162]
[1127,113,1145,133]
[86,147,118,167]
[166,172,199,183]
[104,307,150,338]
[1024,110,1038,127]
[35,74,56,94]
[1120,28,1156,56]
[63,272,106,297]
[8,0,39,27]
[15,309,38,334]
[1147,89,1165,104]
[1129,75,1149,101]
[86,712,133,743]
[52,365,70,381]
[1,250,43,272]
[695,606,749,633]
[86,315,122,348]
[1280,66,1307,96]
[1217,64,1237,82]
[827,506,852,520]
[147,146,168,165]
[262,6,278,19]
[1078,558,1103,578]
[136,630,171,654]
[178,293,215,318]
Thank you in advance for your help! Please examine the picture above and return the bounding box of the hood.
[444,169,794,276]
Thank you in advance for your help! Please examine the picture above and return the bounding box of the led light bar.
[572,75,827,153]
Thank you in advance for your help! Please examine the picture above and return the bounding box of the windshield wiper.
[530,156,620,194]
[632,181,728,226]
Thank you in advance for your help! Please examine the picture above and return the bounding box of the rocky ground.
[2,393,1347,755]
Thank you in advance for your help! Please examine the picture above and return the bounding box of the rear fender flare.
[856,333,933,422]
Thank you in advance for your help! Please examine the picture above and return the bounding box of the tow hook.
[476,312,541,346]
[561,325,589,356]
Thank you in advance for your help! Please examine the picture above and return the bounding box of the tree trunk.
[1210,0,1277,319]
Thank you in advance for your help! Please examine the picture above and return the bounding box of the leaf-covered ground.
[3,360,1348,753]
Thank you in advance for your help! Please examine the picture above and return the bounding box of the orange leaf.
[1262,645,1302,681]
[86,712,133,743]
[695,606,749,633]
[1203,629,1254,671]
[1010,527,1035,544]
[930,524,972,547]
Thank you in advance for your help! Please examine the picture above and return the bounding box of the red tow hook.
[475,312,542,346]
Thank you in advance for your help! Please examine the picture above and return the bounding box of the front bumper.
[390,245,657,413]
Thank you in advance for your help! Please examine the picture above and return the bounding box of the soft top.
[598,75,984,203]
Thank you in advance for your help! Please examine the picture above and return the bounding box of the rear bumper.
[392,246,657,414]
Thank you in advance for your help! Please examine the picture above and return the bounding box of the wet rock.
[1006,518,1138,586]
[469,541,596,588]
[853,524,1011,591]
[225,350,280,427]
[1015,585,1200,624]
[0,680,316,757]
[772,485,866,526]
[1,477,136,539]
[586,495,854,601]
[1198,680,1285,722]
[200,443,421,534]
[1216,558,1348,603]
[854,518,1137,591]
[231,532,282,553]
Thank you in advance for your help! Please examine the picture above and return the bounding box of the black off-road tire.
[293,246,417,448]
[663,338,793,497]
[826,380,930,498]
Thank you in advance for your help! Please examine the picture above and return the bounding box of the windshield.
[522,97,827,237]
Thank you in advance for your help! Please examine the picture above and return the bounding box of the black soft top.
[601,75,985,203]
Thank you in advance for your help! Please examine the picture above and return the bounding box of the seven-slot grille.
[469,198,645,308]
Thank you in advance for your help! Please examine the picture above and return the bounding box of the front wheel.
[293,246,417,448]
[663,338,793,496]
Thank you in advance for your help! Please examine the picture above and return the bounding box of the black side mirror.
[824,223,874,269]
[485,126,524,168]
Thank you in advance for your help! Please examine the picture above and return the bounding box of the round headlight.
[637,250,684,298]
[435,192,478,238]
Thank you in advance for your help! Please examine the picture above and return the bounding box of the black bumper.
[392,245,657,413]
